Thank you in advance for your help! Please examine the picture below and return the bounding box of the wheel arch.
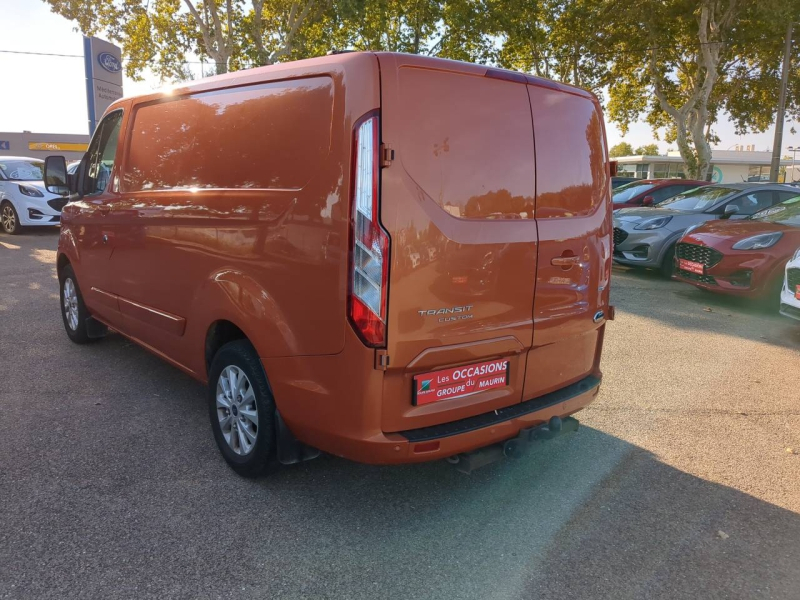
[205,319,249,374]
[56,252,71,277]
[192,269,298,374]
[657,231,685,266]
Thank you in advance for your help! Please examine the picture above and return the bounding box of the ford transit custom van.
[45,52,613,476]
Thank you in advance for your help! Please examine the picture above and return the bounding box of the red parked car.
[612,179,707,210]
[674,195,800,301]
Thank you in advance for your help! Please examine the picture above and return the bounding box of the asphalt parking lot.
[2,228,800,600]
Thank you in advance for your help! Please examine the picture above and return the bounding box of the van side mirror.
[44,156,69,196]
[642,195,655,207]
[722,204,740,219]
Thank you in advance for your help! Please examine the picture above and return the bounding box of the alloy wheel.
[216,365,259,456]
[63,278,79,331]
[1,205,15,233]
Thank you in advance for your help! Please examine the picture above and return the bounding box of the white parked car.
[0,156,68,234]
[780,247,800,322]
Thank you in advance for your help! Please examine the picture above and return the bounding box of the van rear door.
[376,54,538,433]
[524,82,612,400]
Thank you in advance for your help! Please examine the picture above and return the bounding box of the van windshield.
[0,159,44,181]
[612,181,655,203]
[658,186,737,211]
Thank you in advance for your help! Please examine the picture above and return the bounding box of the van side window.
[123,77,333,192]
[84,111,123,196]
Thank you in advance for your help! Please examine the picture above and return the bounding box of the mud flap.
[275,411,321,465]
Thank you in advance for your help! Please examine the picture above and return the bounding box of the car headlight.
[18,185,44,198]
[731,232,783,250]
[634,216,673,230]
[791,246,800,261]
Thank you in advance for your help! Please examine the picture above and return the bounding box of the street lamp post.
[789,146,799,183]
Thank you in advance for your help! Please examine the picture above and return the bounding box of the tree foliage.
[603,0,800,178]
[634,143,661,155]
[609,142,634,157]
[44,0,800,178]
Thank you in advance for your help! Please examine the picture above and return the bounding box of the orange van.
[44,52,613,476]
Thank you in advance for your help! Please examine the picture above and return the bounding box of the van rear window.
[396,67,536,219]
[530,89,607,218]
[123,77,333,192]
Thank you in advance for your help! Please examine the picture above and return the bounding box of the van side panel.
[523,86,612,400]
[377,54,538,432]
[102,55,381,376]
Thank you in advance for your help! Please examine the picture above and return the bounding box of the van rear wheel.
[208,340,276,477]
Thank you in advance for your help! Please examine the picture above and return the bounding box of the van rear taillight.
[348,114,389,347]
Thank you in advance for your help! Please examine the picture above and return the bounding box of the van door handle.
[551,255,580,267]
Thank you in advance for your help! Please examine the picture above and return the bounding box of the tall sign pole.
[770,23,793,182]
[83,36,124,136]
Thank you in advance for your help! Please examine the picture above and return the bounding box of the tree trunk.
[184,0,230,73]
[690,109,712,180]
[252,0,268,66]
[673,115,699,179]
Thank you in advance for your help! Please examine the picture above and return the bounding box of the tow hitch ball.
[452,416,580,474]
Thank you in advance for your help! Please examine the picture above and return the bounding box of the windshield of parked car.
[0,159,44,181]
[657,186,737,211]
[752,195,800,226]
[612,181,656,203]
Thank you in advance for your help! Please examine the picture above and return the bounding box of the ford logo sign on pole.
[97,52,122,73]
[83,37,123,135]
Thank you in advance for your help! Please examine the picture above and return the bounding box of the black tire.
[59,264,93,344]
[758,274,785,313]
[208,340,276,477]
[1,201,20,235]
[660,244,676,278]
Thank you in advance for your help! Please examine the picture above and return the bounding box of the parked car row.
[613,183,800,323]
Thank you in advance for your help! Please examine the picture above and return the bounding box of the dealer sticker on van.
[413,359,510,406]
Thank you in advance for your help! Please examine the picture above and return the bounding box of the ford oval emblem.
[97,52,122,73]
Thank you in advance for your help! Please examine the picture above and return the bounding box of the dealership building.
[0,131,90,162]
[616,148,793,184]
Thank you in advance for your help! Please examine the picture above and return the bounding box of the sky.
[1,0,798,156]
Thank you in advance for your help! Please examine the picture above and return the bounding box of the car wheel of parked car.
[1,201,20,235]
[759,275,786,313]
[59,264,95,344]
[660,244,676,278]
[208,340,276,477]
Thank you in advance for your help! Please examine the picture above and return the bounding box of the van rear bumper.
[307,374,601,465]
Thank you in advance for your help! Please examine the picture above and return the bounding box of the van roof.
[107,51,596,111]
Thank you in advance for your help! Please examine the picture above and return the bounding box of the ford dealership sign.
[97,52,122,73]
[84,36,123,134]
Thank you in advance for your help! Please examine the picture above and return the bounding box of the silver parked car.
[613,183,799,276]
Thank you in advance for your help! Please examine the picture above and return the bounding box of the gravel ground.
[1,228,799,600]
